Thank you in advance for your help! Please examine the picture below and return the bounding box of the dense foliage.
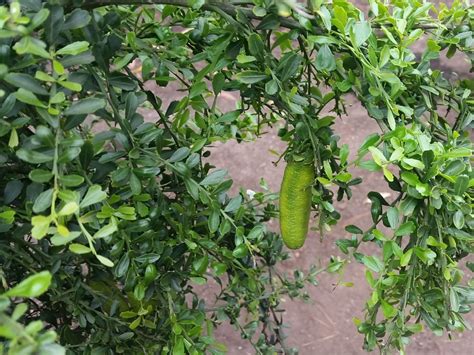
[0,0,472,354]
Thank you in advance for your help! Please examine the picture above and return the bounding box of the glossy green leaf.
[79,185,107,208]
[69,243,91,254]
[3,180,23,204]
[5,271,52,298]
[386,207,399,229]
[4,73,49,95]
[395,221,415,236]
[64,98,106,116]
[57,202,79,216]
[232,243,248,259]
[236,71,267,84]
[200,169,227,186]
[93,223,117,240]
[14,88,47,108]
[13,36,50,58]
[56,41,89,56]
[352,22,371,46]
[362,255,383,273]
[315,45,336,71]
[33,189,53,213]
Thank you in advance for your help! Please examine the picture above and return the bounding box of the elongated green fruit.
[279,161,314,249]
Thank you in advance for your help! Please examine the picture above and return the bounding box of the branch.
[78,0,304,30]
[78,0,443,33]
[123,66,181,146]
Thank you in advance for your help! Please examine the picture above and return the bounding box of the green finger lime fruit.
[279,161,314,249]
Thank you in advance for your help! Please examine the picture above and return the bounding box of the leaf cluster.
[0,0,473,354]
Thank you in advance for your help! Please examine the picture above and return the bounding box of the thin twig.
[123,66,180,146]
[76,0,440,32]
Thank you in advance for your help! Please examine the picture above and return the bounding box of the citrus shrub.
[0,0,473,354]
